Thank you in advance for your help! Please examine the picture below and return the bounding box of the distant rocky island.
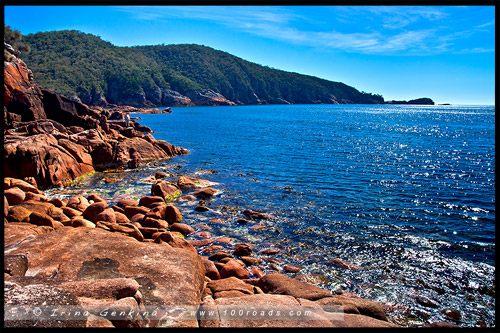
[385,97,435,105]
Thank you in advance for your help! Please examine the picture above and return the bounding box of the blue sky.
[4,5,496,105]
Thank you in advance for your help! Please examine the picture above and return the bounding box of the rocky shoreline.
[4,43,460,328]
[5,174,403,328]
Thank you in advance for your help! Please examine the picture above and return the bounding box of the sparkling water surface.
[47,104,495,327]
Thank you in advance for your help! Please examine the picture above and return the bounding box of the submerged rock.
[242,209,275,220]
[193,187,218,199]
[422,321,460,328]
[328,258,361,271]
[283,265,302,273]
[441,308,462,321]
[414,295,439,308]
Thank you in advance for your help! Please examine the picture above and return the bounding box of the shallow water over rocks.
[45,104,495,327]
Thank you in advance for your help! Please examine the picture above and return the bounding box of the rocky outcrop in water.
[385,97,435,105]
[161,89,194,107]
[185,89,236,106]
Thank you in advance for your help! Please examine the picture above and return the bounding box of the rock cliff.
[3,43,187,189]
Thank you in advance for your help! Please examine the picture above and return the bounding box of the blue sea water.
[49,104,495,326]
[143,104,495,326]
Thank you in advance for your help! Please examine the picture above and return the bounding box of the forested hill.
[20,29,385,107]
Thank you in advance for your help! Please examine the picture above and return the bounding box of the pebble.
[189,239,215,247]
[283,264,302,273]
[248,266,265,278]
[155,171,168,179]
[215,237,233,244]
[441,308,462,321]
[170,222,195,235]
[209,251,234,261]
[267,263,281,271]
[249,224,267,231]
[219,259,249,279]
[259,248,281,255]
[415,295,439,308]
[200,245,224,254]
[177,195,197,201]
[233,244,253,257]
[117,199,139,208]
[209,218,226,224]
[329,258,361,271]
[194,231,211,239]
[262,257,282,264]
[240,256,263,266]
[194,223,212,230]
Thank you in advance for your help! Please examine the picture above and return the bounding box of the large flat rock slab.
[4,225,205,326]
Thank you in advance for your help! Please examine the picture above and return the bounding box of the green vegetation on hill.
[4,25,31,61]
[4,25,31,53]
[17,28,385,106]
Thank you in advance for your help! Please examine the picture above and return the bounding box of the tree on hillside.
[4,25,31,54]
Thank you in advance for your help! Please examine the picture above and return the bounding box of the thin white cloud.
[475,21,494,28]
[113,6,494,56]
[114,6,168,22]
[363,6,448,29]
[114,6,302,25]
[333,6,447,30]
[454,47,496,54]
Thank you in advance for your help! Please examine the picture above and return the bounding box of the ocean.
[48,104,495,326]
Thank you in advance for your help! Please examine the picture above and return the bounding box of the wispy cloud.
[454,47,496,54]
[114,6,494,56]
[343,6,448,30]
[115,6,168,22]
[475,21,494,29]
[114,6,302,25]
